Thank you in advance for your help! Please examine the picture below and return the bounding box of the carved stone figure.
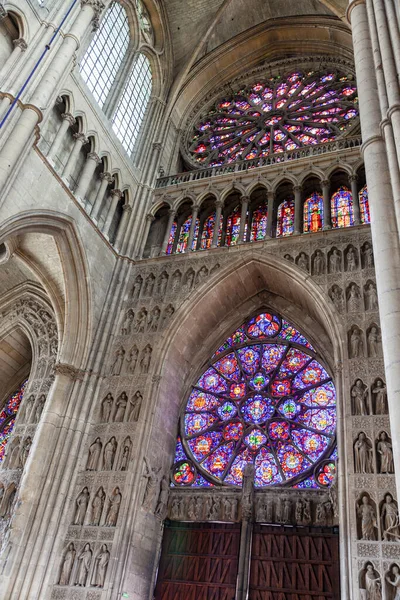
[372,379,387,414]
[23,394,35,423]
[144,274,155,297]
[155,476,169,519]
[352,379,369,415]
[111,346,125,375]
[8,441,21,469]
[102,437,117,470]
[329,248,341,273]
[114,392,128,422]
[86,437,102,471]
[354,432,373,473]
[209,496,221,520]
[386,565,400,599]
[90,487,105,526]
[381,495,400,542]
[368,326,380,357]
[148,307,160,332]
[119,439,132,470]
[171,270,182,293]
[132,275,143,300]
[365,283,378,311]
[19,436,32,468]
[105,487,122,526]
[295,498,303,523]
[157,272,168,296]
[101,393,114,422]
[315,501,327,525]
[187,496,199,520]
[283,498,291,523]
[33,395,46,423]
[91,544,110,587]
[196,266,208,285]
[135,308,147,333]
[358,495,377,540]
[313,250,324,275]
[126,346,139,374]
[170,496,182,520]
[329,285,343,312]
[140,345,152,374]
[297,252,308,271]
[364,564,382,600]
[350,328,363,359]
[59,543,76,585]
[127,391,142,422]
[0,483,16,518]
[183,270,194,292]
[303,499,312,525]
[223,497,237,521]
[284,254,294,262]
[75,543,92,586]
[73,487,90,526]
[363,242,374,268]
[162,304,175,327]
[347,283,360,312]
[121,309,134,335]
[142,457,161,512]
[377,432,394,474]
[346,246,357,271]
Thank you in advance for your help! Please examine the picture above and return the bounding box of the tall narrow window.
[112,53,152,154]
[166,222,177,255]
[250,206,268,241]
[303,192,323,233]
[176,217,199,253]
[79,3,130,108]
[331,186,354,228]
[225,206,241,246]
[359,185,370,224]
[200,214,215,249]
[0,380,27,462]
[276,199,294,237]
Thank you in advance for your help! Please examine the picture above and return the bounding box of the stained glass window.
[166,222,177,255]
[331,186,354,228]
[303,192,323,233]
[171,312,336,489]
[186,70,358,168]
[225,206,241,246]
[276,199,294,237]
[0,380,27,462]
[201,213,215,249]
[359,185,370,224]
[176,217,199,253]
[251,206,268,241]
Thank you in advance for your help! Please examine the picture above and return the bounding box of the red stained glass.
[276,199,294,237]
[303,192,323,233]
[0,380,27,463]
[331,186,354,228]
[359,184,370,224]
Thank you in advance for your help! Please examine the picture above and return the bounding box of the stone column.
[74,152,100,200]
[47,113,75,161]
[385,0,400,77]
[265,191,275,237]
[186,204,200,252]
[348,0,400,502]
[140,214,155,258]
[160,209,176,255]
[114,204,132,250]
[211,200,223,248]
[62,133,88,179]
[349,174,361,224]
[0,38,27,84]
[294,185,302,234]
[322,179,331,229]
[236,465,254,600]
[238,196,249,244]
[103,189,123,237]
[91,172,113,221]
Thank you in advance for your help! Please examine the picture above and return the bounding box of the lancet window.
[276,199,295,237]
[303,192,323,233]
[200,214,216,249]
[331,187,354,228]
[359,185,370,224]
[250,206,268,241]
[166,222,177,255]
[0,380,27,462]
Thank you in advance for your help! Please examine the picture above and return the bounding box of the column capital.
[146,213,155,223]
[61,112,75,127]
[87,151,101,163]
[293,185,302,194]
[321,179,330,188]
[167,208,176,217]
[349,174,358,183]
[110,189,123,200]
[122,203,132,213]
[81,0,105,15]
[191,203,200,212]
[215,199,224,209]
[240,195,250,204]
[153,142,162,151]
[73,132,89,145]
[267,190,275,201]
[100,171,113,183]
[13,38,27,51]
[0,4,7,19]
[346,0,366,23]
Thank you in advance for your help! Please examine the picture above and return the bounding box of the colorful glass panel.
[200,213,215,249]
[276,199,294,237]
[166,221,177,255]
[225,205,241,246]
[331,186,354,228]
[0,380,27,463]
[303,192,323,233]
[172,311,336,488]
[359,184,370,224]
[251,206,268,241]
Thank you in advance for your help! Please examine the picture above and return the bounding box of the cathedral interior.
[0,0,399,598]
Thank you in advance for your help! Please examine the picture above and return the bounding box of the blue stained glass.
[0,380,27,463]
[304,192,323,233]
[359,184,370,225]
[331,186,354,228]
[251,206,268,241]
[166,222,177,255]
[276,199,294,237]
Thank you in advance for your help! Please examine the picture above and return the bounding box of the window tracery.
[331,186,354,228]
[171,312,337,489]
[0,380,27,462]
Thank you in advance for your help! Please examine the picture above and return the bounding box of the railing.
[156,136,363,189]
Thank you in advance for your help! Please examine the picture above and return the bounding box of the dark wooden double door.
[154,522,340,600]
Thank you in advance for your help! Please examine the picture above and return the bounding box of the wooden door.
[249,525,340,600]
[154,522,240,600]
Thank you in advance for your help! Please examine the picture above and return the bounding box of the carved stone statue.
[358,495,377,540]
[127,391,142,422]
[363,242,374,268]
[155,476,169,520]
[114,392,128,422]
[75,543,92,586]
[187,496,199,520]
[365,283,378,311]
[90,487,106,526]
[162,304,175,327]
[126,346,139,374]
[135,308,147,333]
[183,270,195,292]
[303,499,312,525]
[73,487,90,526]
[19,436,32,468]
[101,393,114,422]
[347,283,360,312]
[377,432,394,473]
[118,439,132,471]
[313,250,324,275]
[105,487,122,526]
[386,564,400,599]
[363,563,382,600]
[209,496,221,520]
[86,437,102,471]
[132,275,143,300]
[372,380,387,414]
[329,285,343,312]
[352,379,369,415]
[297,252,308,271]
[158,272,168,296]
[283,498,292,523]
[223,496,237,521]
[33,395,46,423]
[144,274,155,297]
[350,328,363,359]
[170,496,182,520]
[329,248,341,273]
[295,498,303,523]
[0,483,16,518]
[368,326,380,357]
[171,271,182,293]
[121,309,134,335]
[346,247,357,271]
[142,458,161,512]
[59,543,76,585]
[111,346,125,375]
[140,345,152,374]
[148,307,161,332]
[91,544,110,587]
[102,437,117,471]
[23,394,36,423]
[354,432,374,473]
[381,494,400,542]
[196,266,208,285]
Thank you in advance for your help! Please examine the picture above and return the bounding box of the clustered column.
[47,113,75,162]
[62,133,88,180]
[92,172,113,222]
[103,189,123,238]
[160,209,176,255]
[186,204,199,252]
[211,200,223,248]
[322,179,331,230]
[294,185,302,235]
[75,152,101,201]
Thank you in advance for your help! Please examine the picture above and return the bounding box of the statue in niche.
[347,283,361,312]
[33,394,46,423]
[134,308,147,333]
[155,476,169,519]
[284,253,294,262]
[386,565,400,599]
[297,252,308,271]
[86,437,102,471]
[148,307,160,332]
[187,496,199,520]
[157,272,168,296]
[313,250,324,275]
[142,458,161,512]
[295,498,303,523]
[171,270,182,293]
[316,501,327,525]
[0,483,16,518]
[102,437,117,471]
[111,346,125,376]
[101,393,114,422]
[352,379,369,415]
[329,248,341,273]
[196,266,208,285]
[90,487,106,526]
[170,496,182,520]
[381,494,400,542]
[140,345,152,374]
[105,487,122,526]
[23,394,36,423]
[209,496,221,520]
[329,285,343,312]
[132,276,143,300]
[357,495,377,540]
[144,275,155,297]
[363,563,382,600]
[121,310,134,335]
[75,543,92,586]
[283,498,292,523]
[73,487,90,526]
[257,497,273,523]
[183,270,195,293]
[372,379,387,414]
[363,242,374,269]
[303,499,312,525]
[368,326,380,357]
[19,436,32,468]
[365,283,378,311]
[114,392,128,422]
[91,544,110,588]
[127,391,142,422]
[59,543,76,585]
[8,441,21,469]
[125,346,139,374]
[350,327,363,359]
[119,439,132,471]
[223,497,237,521]
[346,246,357,271]
[354,432,374,473]
[162,304,175,328]
[377,432,394,474]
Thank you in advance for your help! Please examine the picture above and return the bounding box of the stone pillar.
[115,204,132,250]
[294,185,302,234]
[91,172,113,221]
[62,133,88,179]
[349,174,361,224]
[348,0,400,502]
[385,0,400,77]
[265,191,275,237]
[236,464,254,600]
[74,152,100,200]
[187,204,200,252]
[322,179,331,230]
[160,209,176,255]
[211,200,223,248]
[140,214,155,258]
[103,189,123,237]
[238,196,249,244]
[47,112,75,161]
[0,38,27,84]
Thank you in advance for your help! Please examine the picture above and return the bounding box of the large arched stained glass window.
[186,70,358,168]
[251,206,268,241]
[359,185,370,224]
[166,222,177,255]
[0,380,27,462]
[79,3,130,108]
[304,192,323,233]
[331,186,354,228]
[225,206,241,246]
[276,199,294,237]
[171,312,336,489]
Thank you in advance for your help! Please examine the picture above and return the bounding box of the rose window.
[186,70,358,168]
[172,312,337,488]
